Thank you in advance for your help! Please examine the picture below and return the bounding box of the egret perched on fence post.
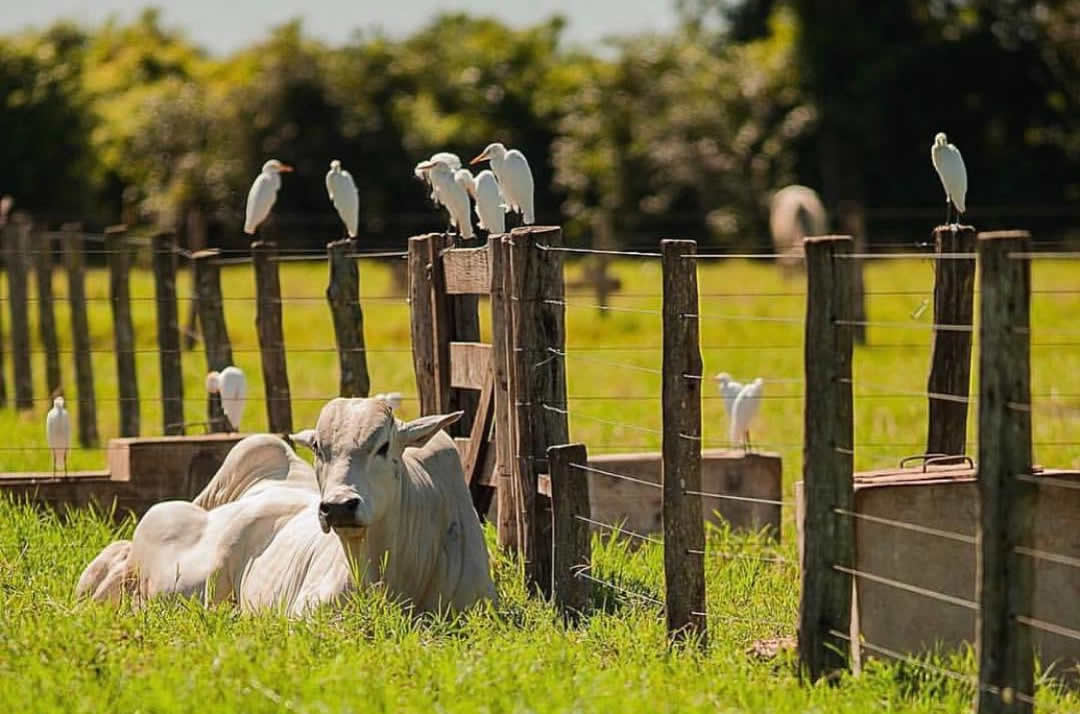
[46,396,70,475]
[206,366,247,432]
[414,152,462,203]
[471,142,535,225]
[414,158,475,240]
[468,169,507,235]
[930,133,967,227]
[244,159,293,235]
[730,378,764,453]
[325,159,359,238]
[713,372,744,418]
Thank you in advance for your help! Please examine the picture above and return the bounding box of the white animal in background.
[730,378,764,453]
[325,159,359,238]
[930,132,968,227]
[471,142,534,225]
[769,185,827,275]
[206,366,247,432]
[713,372,745,418]
[46,396,71,475]
[414,158,475,240]
[414,152,463,202]
[244,159,293,235]
[374,392,403,410]
[468,169,506,235]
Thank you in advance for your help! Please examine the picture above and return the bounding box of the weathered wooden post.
[106,225,139,436]
[6,216,33,410]
[253,241,292,433]
[507,226,568,597]
[926,225,976,459]
[33,227,61,397]
[975,231,1034,714]
[490,235,519,550]
[62,223,99,446]
[660,239,707,644]
[798,235,855,682]
[548,442,592,619]
[193,249,233,431]
[408,234,450,415]
[326,239,370,398]
[446,235,482,436]
[152,233,184,435]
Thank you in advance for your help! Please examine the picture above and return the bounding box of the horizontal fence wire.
[1,346,411,356]
[1016,615,1080,643]
[542,404,664,436]
[547,348,663,375]
[833,565,977,610]
[685,548,791,564]
[536,244,661,258]
[573,567,664,606]
[1014,546,1080,571]
[827,629,1037,706]
[576,515,662,546]
[835,319,975,333]
[0,296,410,304]
[570,462,662,490]
[833,508,976,545]
[546,300,664,317]
[686,489,794,508]
[691,610,792,627]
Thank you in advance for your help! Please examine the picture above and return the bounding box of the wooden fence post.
[193,249,233,431]
[975,231,1034,714]
[408,234,450,415]
[548,442,592,618]
[33,227,61,397]
[490,235,519,551]
[62,223,99,447]
[326,239,370,398]
[6,217,33,410]
[798,235,855,682]
[660,239,707,644]
[507,226,568,597]
[106,225,139,437]
[152,233,184,435]
[926,226,976,459]
[253,241,292,433]
[447,235,481,436]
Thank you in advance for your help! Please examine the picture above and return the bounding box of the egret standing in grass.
[244,159,294,235]
[206,366,247,432]
[730,378,764,453]
[46,396,70,475]
[471,142,534,225]
[930,133,967,227]
[414,158,474,240]
[325,160,359,238]
[415,152,463,203]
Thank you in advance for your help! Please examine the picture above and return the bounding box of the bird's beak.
[279,164,294,172]
[415,161,435,170]
[469,152,488,165]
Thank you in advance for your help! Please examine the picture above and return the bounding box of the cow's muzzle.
[318,498,363,533]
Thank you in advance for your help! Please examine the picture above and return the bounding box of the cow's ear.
[397,411,463,449]
[290,429,317,452]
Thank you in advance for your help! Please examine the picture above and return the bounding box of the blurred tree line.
[0,2,1076,250]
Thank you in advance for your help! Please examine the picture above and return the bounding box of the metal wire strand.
[546,347,663,375]
[572,567,664,606]
[576,515,663,546]
[692,611,791,627]
[686,549,790,564]
[542,404,664,436]
[832,565,977,610]
[1014,546,1080,571]
[833,508,976,545]
[1016,615,1080,643]
[685,489,794,508]
[535,244,662,258]
[569,462,662,490]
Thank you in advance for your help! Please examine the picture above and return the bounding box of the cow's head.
[292,398,461,538]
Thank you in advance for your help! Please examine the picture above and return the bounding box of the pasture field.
[0,254,1078,712]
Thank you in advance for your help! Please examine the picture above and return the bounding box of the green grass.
[0,255,1078,712]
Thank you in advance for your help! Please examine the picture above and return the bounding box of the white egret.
[206,366,247,432]
[471,142,534,225]
[244,159,293,235]
[414,159,474,240]
[730,378,764,453]
[468,169,506,235]
[930,132,967,226]
[46,396,70,475]
[713,372,744,417]
[325,159,360,238]
[414,152,463,202]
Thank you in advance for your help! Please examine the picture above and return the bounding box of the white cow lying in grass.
[76,397,495,615]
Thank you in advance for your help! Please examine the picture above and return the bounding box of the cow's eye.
[376,441,390,458]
